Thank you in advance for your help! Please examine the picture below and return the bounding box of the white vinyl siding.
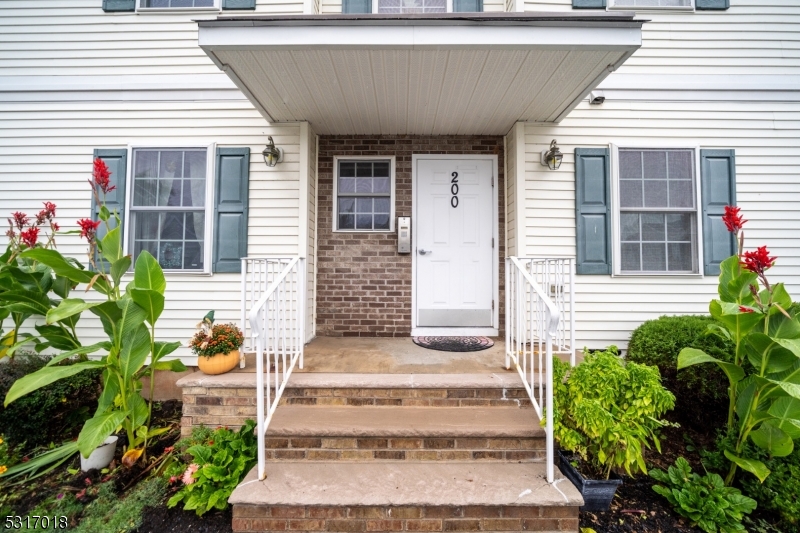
[517,98,800,349]
[0,95,307,362]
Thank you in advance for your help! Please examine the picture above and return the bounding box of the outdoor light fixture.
[541,139,563,170]
[262,136,284,167]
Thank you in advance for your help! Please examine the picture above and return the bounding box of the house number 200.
[450,172,459,208]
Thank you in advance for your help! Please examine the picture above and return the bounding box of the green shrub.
[627,315,734,427]
[552,347,675,478]
[0,352,101,450]
[739,447,800,529]
[650,457,756,533]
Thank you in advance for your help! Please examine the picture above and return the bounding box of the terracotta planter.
[198,349,240,375]
[558,449,622,512]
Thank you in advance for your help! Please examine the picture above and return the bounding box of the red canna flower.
[36,201,58,225]
[722,205,747,234]
[92,158,116,195]
[52,222,60,232]
[741,246,776,277]
[739,306,754,314]
[20,226,39,248]
[77,218,101,241]
[11,212,29,230]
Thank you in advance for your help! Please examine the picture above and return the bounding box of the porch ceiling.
[198,13,643,135]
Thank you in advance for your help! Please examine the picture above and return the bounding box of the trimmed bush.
[626,315,734,428]
[0,353,101,450]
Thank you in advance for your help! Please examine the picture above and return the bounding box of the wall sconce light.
[541,139,563,170]
[262,136,284,167]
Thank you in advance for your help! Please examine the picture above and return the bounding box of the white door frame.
[411,154,499,337]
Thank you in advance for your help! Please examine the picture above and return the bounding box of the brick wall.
[316,135,505,337]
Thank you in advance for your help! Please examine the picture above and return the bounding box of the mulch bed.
[136,506,233,533]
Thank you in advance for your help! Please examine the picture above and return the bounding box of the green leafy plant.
[650,457,756,533]
[189,319,244,358]
[550,347,676,478]
[736,442,800,529]
[3,158,186,467]
[167,420,257,516]
[678,206,800,485]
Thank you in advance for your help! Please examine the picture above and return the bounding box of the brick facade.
[316,136,505,337]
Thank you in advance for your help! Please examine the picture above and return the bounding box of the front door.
[415,157,495,329]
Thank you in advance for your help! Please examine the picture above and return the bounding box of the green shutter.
[222,0,256,9]
[92,149,128,270]
[575,148,611,275]
[342,0,372,13]
[696,0,729,10]
[213,148,250,273]
[453,0,483,11]
[103,0,135,11]
[701,149,736,276]
[573,0,606,8]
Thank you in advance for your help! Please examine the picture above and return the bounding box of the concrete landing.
[230,462,582,508]
[268,406,543,438]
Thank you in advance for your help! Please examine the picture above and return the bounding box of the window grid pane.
[337,160,392,231]
[619,212,695,273]
[612,0,691,6]
[141,0,215,7]
[378,0,446,13]
[131,148,207,271]
[619,149,695,210]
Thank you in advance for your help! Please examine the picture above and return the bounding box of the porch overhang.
[198,13,644,135]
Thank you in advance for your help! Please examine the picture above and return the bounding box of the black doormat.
[412,336,494,352]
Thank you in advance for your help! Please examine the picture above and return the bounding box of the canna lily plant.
[3,158,186,467]
[678,206,800,485]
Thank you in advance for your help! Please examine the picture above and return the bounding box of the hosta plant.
[551,347,676,478]
[650,457,756,533]
[3,158,186,466]
[678,206,800,485]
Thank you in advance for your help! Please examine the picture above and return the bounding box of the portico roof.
[198,13,644,135]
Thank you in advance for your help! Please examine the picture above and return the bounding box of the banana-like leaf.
[130,393,149,428]
[134,250,166,295]
[90,300,122,340]
[767,311,800,340]
[767,379,800,401]
[8,268,51,293]
[744,333,797,374]
[52,275,72,299]
[2,334,37,359]
[767,397,800,439]
[115,296,146,349]
[46,342,109,367]
[678,347,745,384]
[750,421,794,457]
[150,358,188,372]
[152,340,181,363]
[710,300,763,344]
[771,283,793,310]
[119,323,151,381]
[4,360,104,407]
[46,298,102,325]
[725,450,770,483]
[20,249,110,295]
[77,411,126,459]
[1,289,52,316]
[100,225,122,264]
[110,256,132,286]
[130,288,164,326]
[35,324,80,351]
[95,369,120,416]
[0,441,78,482]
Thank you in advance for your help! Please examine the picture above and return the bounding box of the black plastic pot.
[557,449,622,511]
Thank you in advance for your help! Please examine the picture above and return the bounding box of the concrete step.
[178,372,536,436]
[230,462,582,533]
[264,406,545,462]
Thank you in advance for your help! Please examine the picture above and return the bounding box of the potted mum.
[190,311,244,375]
[551,347,676,511]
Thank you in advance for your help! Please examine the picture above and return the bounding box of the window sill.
[607,6,694,12]
[612,272,703,278]
[332,229,396,234]
[136,7,220,13]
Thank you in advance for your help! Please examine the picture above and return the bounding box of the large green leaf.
[52,275,72,299]
[771,283,793,310]
[7,267,52,294]
[100,225,122,264]
[130,288,164,326]
[110,255,132,287]
[119,323,151,381]
[0,441,78,482]
[1,289,52,316]
[77,411,126,459]
[35,324,80,351]
[719,256,757,305]
[20,249,110,295]
[90,301,122,340]
[134,251,166,295]
[767,312,800,340]
[95,369,119,416]
[4,360,105,407]
[744,333,797,374]
[46,298,101,325]
[115,296,146,348]
[767,397,800,439]
[750,422,794,457]
[678,347,745,384]
[766,379,800,401]
[150,359,188,372]
[46,341,109,367]
[710,300,763,344]
[724,450,770,483]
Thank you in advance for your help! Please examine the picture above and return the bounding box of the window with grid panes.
[618,148,698,273]
[130,148,208,271]
[336,160,392,231]
[377,0,446,13]
[139,0,215,7]
[609,0,693,8]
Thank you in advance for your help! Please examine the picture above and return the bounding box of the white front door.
[415,157,495,329]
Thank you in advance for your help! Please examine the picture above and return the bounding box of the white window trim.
[124,143,216,275]
[372,0,455,13]
[607,0,694,11]
[332,155,396,233]
[135,0,220,12]
[610,143,705,278]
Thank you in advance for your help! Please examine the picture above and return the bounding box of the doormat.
[412,336,494,352]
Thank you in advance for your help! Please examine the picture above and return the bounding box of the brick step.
[264,406,545,462]
[179,373,538,436]
[230,462,582,533]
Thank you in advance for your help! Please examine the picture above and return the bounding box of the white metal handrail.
[248,256,305,481]
[505,256,574,484]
